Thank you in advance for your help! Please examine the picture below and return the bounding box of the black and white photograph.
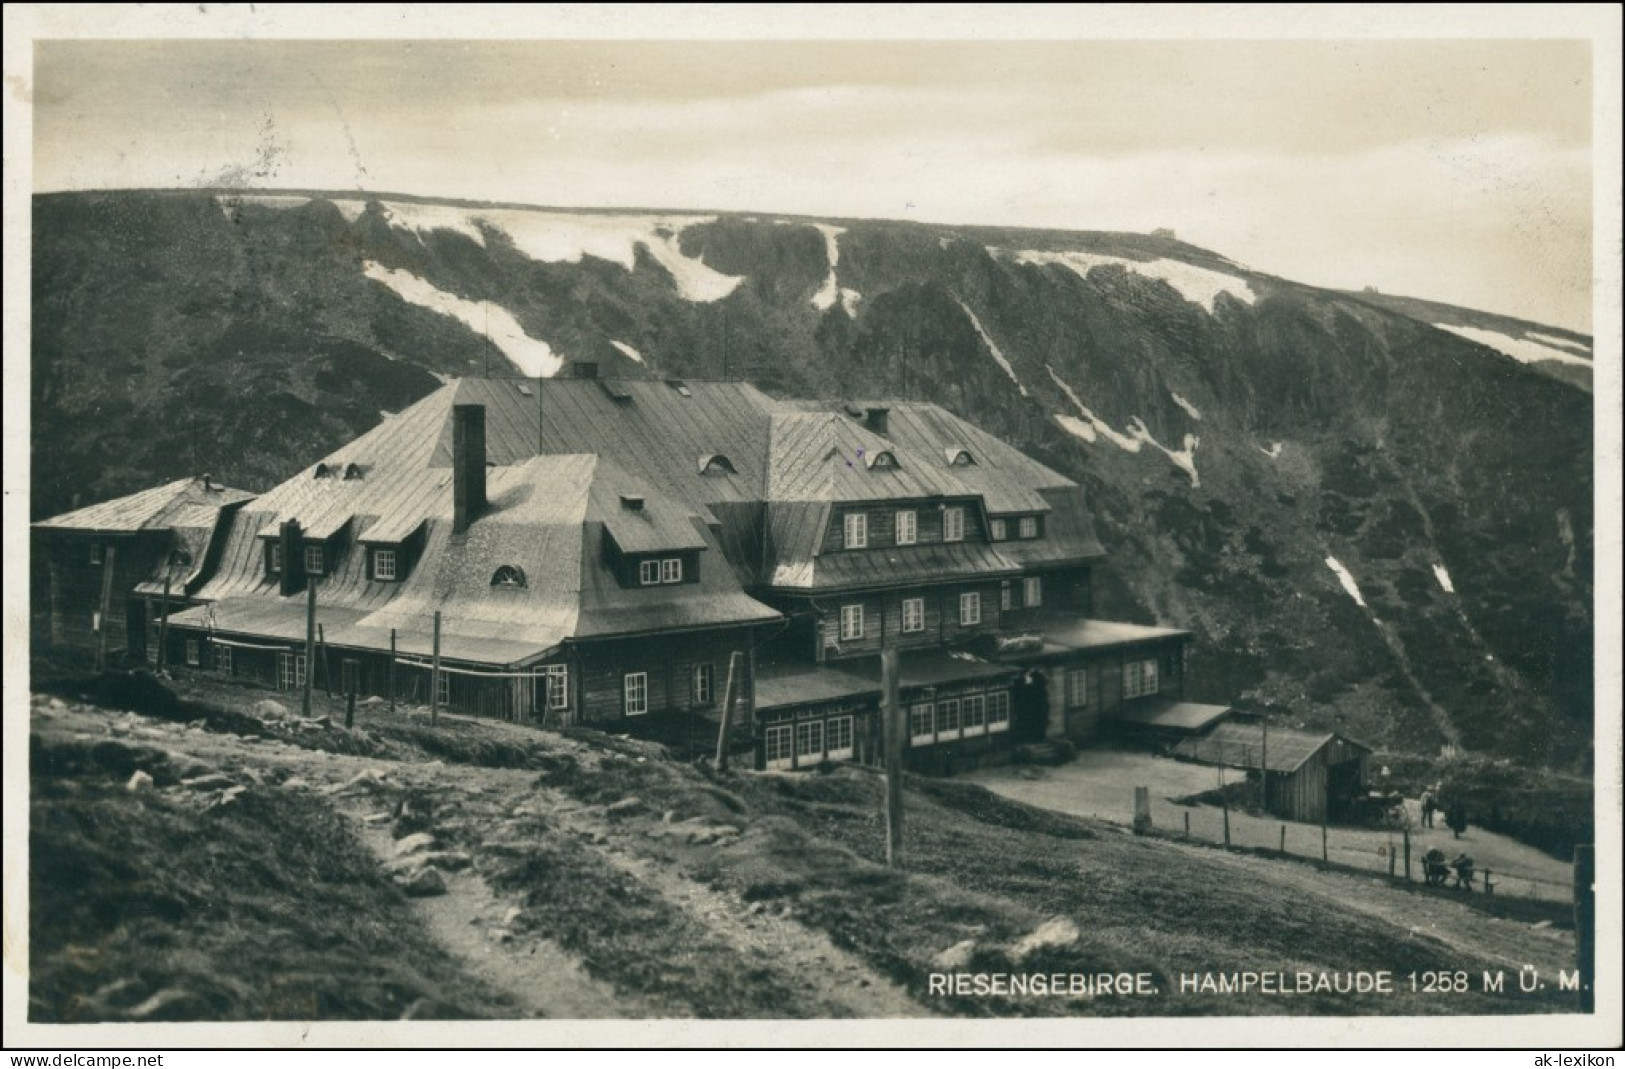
[4,4,1620,1050]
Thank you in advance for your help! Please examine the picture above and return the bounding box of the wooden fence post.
[388,628,397,713]
[430,611,442,725]
[1183,811,1190,838]
[302,577,316,720]
[715,651,742,772]
[1321,819,1328,863]
[1279,824,1287,856]
[1222,800,1231,849]
[344,658,358,730]
[881,647,903,866]
[1403,828,1411,882]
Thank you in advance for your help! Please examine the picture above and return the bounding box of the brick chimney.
[453,403,487,534]
[864,406,890,436]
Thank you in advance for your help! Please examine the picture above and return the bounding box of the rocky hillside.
[30,190,1595,768]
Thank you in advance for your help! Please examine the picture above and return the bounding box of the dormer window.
[945,447,976,467]
[699,454,737,475]
[372,548,397,581]
[343,463,365,481]
[943,506,965,542]
[638,558,685,585]
[990,518,1008,541]
[1019,516,1039,539]
[267,542,283,573]
[314,463,334,479]
[491,565,527,588]
[168,548,192,567]
[843,512,868,549]
[865,450,898,470]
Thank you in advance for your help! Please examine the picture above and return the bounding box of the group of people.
[1422,847,1476,890]
[1418,786,1467,837]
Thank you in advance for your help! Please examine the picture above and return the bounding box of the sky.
[29,33,1597,331]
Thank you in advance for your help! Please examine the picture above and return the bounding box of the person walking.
[1420,788,1436,828]
[1447,798,1467,839]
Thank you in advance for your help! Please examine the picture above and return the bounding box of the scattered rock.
[284,777,313,791]
[126,770,154,792]
[661,810,677,824]
[123,987,196,1021]
[362,695,385,706]
[47,697,68,712]
[253,699,291,721]
[394,832,437,857]
[1531,919,1553,930]
[360,810,390,823]
[182,772,237,791]
[417,850,473,872]
[395,866,447,897]
[606,796,644,817]
[1010,917,1080,962]
[327,769,385,795]
[934,940,977,971]
[502,906,523,926]
[487,928,513,943]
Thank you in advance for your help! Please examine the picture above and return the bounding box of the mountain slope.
[30,189,1595,768]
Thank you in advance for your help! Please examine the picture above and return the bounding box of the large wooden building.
[33,368,1200,771]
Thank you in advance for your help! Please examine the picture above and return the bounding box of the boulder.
[418,850,473,872]
[126,770,154,792]
[606,796,644,817]
[395,866,447,897]
[182,772,237,791]
[253,699,291,721]
[394,831,436,857]
[933,940,977,972]
[1010,916,1080,962]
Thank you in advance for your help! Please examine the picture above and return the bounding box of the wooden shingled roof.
[1172,721,1373,774]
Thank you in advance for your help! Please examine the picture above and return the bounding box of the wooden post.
[302,578,316,720]
[1321,819,1329,863]
[1183,811,1190,838]
[715,650,742,772]
[1260,719,1268,814]
[430,611,442,725]
[318,623,332,697]
[1279,824,1287,856]
[156,573,172,672]
[1133,786,1151,835]
[388,628,397,713]
[95,542,118,671]
[345,673,357,730]
[1573,844,1593,1012]
[1388,840,1397,877]
[881,647,903,866]
[1403,827,1412,882]
[1222,799,1231,848]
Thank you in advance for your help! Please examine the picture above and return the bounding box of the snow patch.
[330,198,367,223]
[1045,365,1199,485]
[1526,331,1591,355]
[810,224,862,315]
[1433,324,1592,369]
[1432,564,1456,594]
[361,261,563,378]
[377,201,488,247]
[1257,441,1284,459]
[957,301,1028,396]
[610,340,644,364]
[1324,557,1367,608]
[1170,391,1202,420]
[1008,249,1255,313]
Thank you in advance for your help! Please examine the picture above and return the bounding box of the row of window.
[638,557,684,585]
[622,662,715,716]
[837,586,1007,643]
[1062,659,1160,707]
[842,506,965,549]
[909,691,1012,746]
[764,714,856,770]
[989,516,1042,541]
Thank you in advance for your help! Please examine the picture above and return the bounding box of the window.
[866,451,898,470]
[909,702,936,746]
[990,519,1007,541]
[1024,576,1043,608]
[184,639,201,667]
[1019,516,1039,539]
[435,671,451,707]
[90,542,104,565]
[639,559,661,585]
[214,645,232,675]
[277,652,307,691]
[936,698,962,739]
[304,545,325,576]
[943,506,965,542]
[1000,582,1013,611]
[962,694,987,736]
[765,724,795,770]
[895,510,917,546]
[948,448,976,467]
[988,691,1012,732]
[692,663,715,706]
[699,454,737,475]
[901,597,925,634]
[844,512,868,549]
[795,720,825,761]
[959,591,981,626]
[373,549,397,581]
[545,664,570,711]
[840,604,864,641]
[827,715,855,760]
[491,565,527,588]
[624,672,649,715]
[661,558,683,584]
[1124,658,1161,699]
[268,542,283,573]
[1066,667,1092,708]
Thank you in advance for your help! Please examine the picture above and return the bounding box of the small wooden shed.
[1172,722,1372,825]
